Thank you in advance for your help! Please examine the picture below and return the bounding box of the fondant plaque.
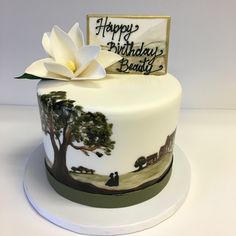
[87,15,170,75]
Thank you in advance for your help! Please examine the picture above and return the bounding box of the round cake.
[37,73,182,207]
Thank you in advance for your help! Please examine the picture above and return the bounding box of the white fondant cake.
[36,73,181,207]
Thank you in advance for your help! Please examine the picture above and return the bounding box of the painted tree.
[134,156,147,171]
[38,91,115,183]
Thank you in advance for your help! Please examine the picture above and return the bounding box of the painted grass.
[70,153,172,190]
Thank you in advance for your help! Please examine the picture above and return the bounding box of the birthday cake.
[18,16,182,208]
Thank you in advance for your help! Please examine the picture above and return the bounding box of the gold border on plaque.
[87,15,171,75]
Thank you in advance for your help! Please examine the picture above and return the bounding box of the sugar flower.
[18,23,122,80]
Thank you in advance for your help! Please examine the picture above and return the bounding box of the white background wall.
[1,0,236,108]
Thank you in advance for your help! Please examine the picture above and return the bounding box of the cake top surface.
[37,73,181,113]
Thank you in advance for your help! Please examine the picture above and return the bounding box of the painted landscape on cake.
[68,152,172,191]
[39,90,176,194]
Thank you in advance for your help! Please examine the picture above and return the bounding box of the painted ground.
[69,153,172,190]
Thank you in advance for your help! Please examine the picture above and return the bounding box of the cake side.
[37,73,181,202]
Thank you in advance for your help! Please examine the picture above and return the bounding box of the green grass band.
[46,163,172,208]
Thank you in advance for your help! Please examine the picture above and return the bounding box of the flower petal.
[44,61,74,78]
[25,58,52,77]
[68,22,84,48]
[50,25,77,66]
[25,58,69,80]
[75,45,100,76]
[42,32,53,57]
[73,60,106,80]
[97,50,123,68]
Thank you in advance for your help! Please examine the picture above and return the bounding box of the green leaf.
[15,73,50,80]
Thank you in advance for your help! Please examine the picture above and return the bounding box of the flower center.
[67,60,76,73]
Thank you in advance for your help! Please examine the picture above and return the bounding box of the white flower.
[25,23,122,80]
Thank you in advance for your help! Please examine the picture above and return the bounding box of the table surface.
[1,105,236,236]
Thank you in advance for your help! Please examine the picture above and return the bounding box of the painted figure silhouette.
[114,172,119,186]
[105,173,115,186]
[105,172,119,187]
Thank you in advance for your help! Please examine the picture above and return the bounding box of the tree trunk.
[138,165,144,171]
[50,144,71,184]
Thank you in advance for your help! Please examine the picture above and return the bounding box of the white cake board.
[23,144,191,235]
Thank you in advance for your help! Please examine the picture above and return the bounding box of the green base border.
[46,164,172,208]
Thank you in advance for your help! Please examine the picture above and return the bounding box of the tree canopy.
[38,91,115,157]
[134,156,147,171]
